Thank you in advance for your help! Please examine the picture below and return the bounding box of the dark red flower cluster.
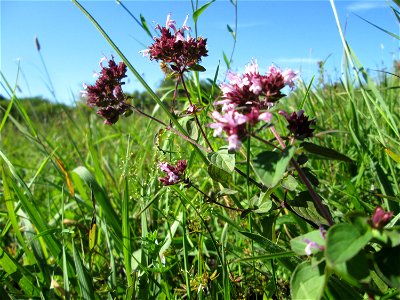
[279,110,316,140]
[158,160,187,186]
[370,206,393,229]
[143,14,208,72]
[83,56,131,125]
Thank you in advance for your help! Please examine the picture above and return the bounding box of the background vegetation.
[0,1,399,299]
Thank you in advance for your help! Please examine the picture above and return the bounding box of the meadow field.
[1,1,400,299]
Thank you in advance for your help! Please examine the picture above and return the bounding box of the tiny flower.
[84,56,131,125]
[279,110,316,140]
[370,206,393,229]
[209,109,248,151]
[187,104,196,114]
[158,160,187,186]
[304,238,325,256]
[282,69,297,89]
[227,134,241,151]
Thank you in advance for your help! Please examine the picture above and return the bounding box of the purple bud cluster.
[279,110,316,140]
[83,56,131,125]
[142,14,208,72]
[370,206,393,229]
[158,160,187,186]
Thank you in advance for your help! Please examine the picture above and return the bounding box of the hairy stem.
[269,126,334,226]
[179,72,214,151]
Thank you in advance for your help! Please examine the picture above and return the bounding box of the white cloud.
[237,21,268,29]
[274,57,321,64]
[346,1,388,12]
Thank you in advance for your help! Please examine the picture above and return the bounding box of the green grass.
[1,1,400,299]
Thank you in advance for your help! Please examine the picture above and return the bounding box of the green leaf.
[281,174,298,191]
[374,245,400,289]
[385,147,400,164]
[192,0,216,23]
[208,146,235,173]
[226,24,236,40]
[355,13,400,40]
[253,146,295,188]
[0,246,41,296]
[188,64,206,72]
[73,243,95,299]
[301,142,354,163]
[223,51,230,69]
[140,14,152,38]
[207,164,231,185]
[289,191,330,226]
[72,166,122,238]
[239,231,302,271]
[290,229,326,256]
[334,251,370,287]
[252,192,273,214]
[325,223,372,266]
[290,261,326,300]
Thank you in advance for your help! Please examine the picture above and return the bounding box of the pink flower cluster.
[143,14,208,72]
[209,61,297,150]
[158,160,187,186]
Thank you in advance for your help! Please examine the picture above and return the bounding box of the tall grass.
[1,1,399,299]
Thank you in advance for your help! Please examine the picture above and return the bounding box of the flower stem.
[269,126,334,226]
[129,105,209,152]
[179,72,214,151]
[189,181,245,212]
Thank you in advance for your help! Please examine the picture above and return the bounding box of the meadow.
[1,1,400,299]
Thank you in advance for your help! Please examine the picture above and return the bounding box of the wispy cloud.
[346,2,388,12]
[237,21,268,29]
[274,58,321,64]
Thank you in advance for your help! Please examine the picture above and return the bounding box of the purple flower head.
[217,61,297,111]
[145,14,208,72]
[370,206,393,229]
[83,56,131,125]
[159,160,187,186]
[279,110,316,140]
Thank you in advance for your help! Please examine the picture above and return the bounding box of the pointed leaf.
[140,14,152,38]
[253,146,295,188]
[73,243,95,299]
[188,64,206,72]
[208,146,235,173]
[223,51,230,69]
[290,191,329,226]
[193,0,216,23]
[239,231,301,271]
[301,142,354,163]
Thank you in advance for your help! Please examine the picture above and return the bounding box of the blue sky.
[1,0,399,105]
